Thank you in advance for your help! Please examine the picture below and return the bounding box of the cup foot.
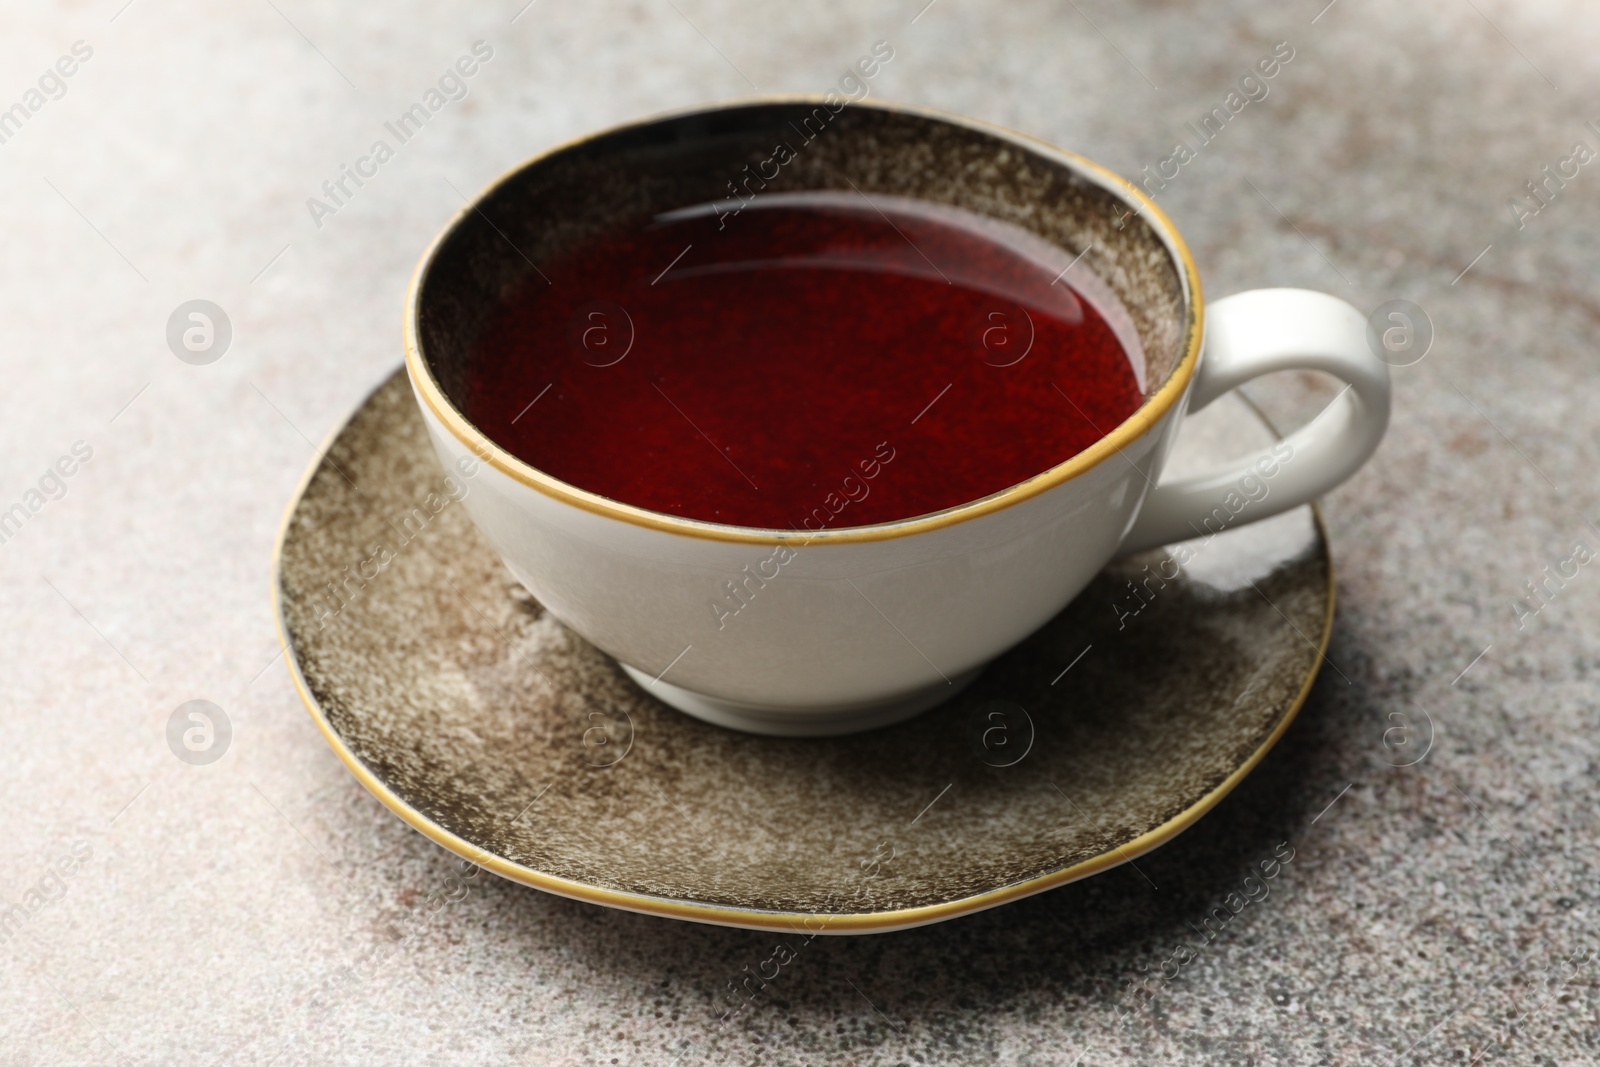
[619,665,983,736]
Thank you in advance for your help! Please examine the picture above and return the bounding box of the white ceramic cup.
[405,99,1390,736]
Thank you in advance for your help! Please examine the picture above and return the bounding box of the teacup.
[404,98,1389,736]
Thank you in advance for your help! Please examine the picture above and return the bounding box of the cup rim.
[404,95,1204,546]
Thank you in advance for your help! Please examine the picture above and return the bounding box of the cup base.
[619,665,983,737]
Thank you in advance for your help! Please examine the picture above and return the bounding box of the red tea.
[463,192,1145,530]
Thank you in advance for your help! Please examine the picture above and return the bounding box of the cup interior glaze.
[410,99,1196,532]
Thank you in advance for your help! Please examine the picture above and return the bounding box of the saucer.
[274,369,1331,933]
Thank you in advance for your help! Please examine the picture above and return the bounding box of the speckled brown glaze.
[415,100,1188,414]
[275,369,1330,931]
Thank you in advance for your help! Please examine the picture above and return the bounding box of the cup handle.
[1116,288,1391,556]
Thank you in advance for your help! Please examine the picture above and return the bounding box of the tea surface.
[464,192,1145,529]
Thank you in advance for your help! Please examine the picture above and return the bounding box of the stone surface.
[2,1,1598,1064]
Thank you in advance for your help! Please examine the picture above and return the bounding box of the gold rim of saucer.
[402,95,1204,547]
[273,613,1330,933]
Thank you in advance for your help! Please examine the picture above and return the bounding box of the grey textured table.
[3,2,1597,1064]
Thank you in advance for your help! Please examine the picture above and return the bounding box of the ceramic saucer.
[274,369,1332,933]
